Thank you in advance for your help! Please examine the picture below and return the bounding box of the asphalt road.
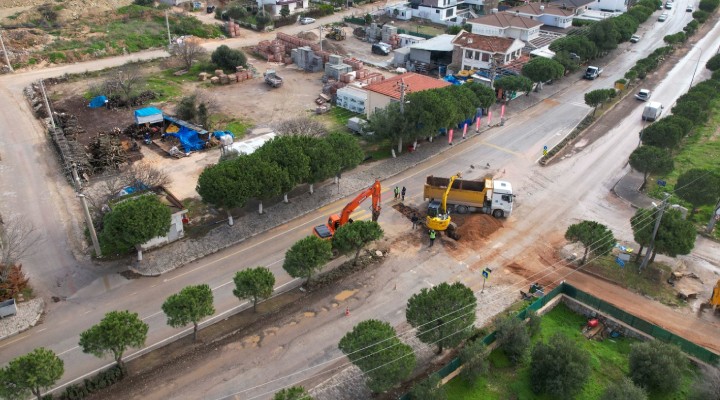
[1,1,718,397]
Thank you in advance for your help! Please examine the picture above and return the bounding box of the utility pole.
[395,78,409,155]
[71,163,102,257]
[639,193,670,272]
[319,26,323,52]
[39,79,56,130]
[0,30,13,73]
[165,10,172,47]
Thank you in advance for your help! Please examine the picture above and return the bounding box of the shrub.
[629,341,687,392]
[408,374,447,400]
[530,333,591,398]
[693,10,709,22]
[699,0,720,12]
[526,310,541,337]
[689,364,720,400]
[684,20,699,35]
[624,69,638,81]
[459,339,488,386]
[495,316,530,365]
[211,45,247,71]
[706,54,720,71]
[133,0,154,5]
[601,377,647,400]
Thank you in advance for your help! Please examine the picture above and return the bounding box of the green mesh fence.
[343,17,366,25]
[396,28,436,39]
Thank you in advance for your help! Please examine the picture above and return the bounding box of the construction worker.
[394,186,400,199]
[429,229,436,247]
[401,186,406,201]
[411,214,419,229]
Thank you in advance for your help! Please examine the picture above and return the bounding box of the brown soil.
[54,95,135,146]
[455,214,504,242]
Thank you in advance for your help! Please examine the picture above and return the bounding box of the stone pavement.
[0,298,44,341]
[612,167,656,209]
[133,71,580,276]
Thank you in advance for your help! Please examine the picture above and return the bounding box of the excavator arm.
[441,174,460,214]
[339,179,382,225]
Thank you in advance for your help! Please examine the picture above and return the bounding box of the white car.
[658,13,668,21]
[665,1,673,9]
[299,17,315,25]
[686,5,694,11]
[635,89,651,101]
[630,35,641,43]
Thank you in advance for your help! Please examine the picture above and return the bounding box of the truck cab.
[489,180,514,218]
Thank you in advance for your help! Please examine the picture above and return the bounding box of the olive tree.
[564,220,615,264]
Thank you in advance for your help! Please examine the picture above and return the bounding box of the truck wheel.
[457,205,469,214]
[492,209,504,218]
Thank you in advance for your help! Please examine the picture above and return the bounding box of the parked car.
[371,43,391,55]
[299,17,316,25]
[665,1,673,9]
[658,13,668,21]
[630,35,641,43]
[635,89,651,101]
[686,5,694,11]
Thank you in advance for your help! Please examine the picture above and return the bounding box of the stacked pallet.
[255,40,286,62]
[358,72,384,85]
[387,34,400,49]
[226,21,241,38]
[343,57,364,71]
[235,67,253,82]
[340,72,356,83]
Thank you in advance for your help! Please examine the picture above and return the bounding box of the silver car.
[299,17,316,25]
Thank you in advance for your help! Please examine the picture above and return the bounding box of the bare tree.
[275,117,328,137]
[172,39,208,70]
[0,217,43,267]
[127,162,171,188]
[104,67,145,107]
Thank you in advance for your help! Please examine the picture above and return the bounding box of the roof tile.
[451,31,517,53]
[364,72,450,99]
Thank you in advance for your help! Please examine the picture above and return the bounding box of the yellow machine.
[426,173,460,239]
[711,279,720,309]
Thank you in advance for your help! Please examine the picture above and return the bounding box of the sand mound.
[456,214,503,242]
[297,31,318,41]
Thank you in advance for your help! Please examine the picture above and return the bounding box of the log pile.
[87,133,127,172]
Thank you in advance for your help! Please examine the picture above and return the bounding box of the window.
[502,195,512,202]
[446,8,453,17]
[474,51,480,60]
[482,53,489,62]
[436,9,440,13]
[465,50,473,59]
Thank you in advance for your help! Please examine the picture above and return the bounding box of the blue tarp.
[134,107,164,125]
[168,126,205,152]
[88,95,107,108]
[213,131,235,140]
[443,76,463,86]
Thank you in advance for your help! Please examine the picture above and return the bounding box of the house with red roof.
[364,73,451,118]
[451,31,526,71]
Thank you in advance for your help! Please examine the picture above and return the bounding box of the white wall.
[337,86,368,114]
[588,0,628,12]
[141,211,187,251]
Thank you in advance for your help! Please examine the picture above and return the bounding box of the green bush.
[699,0,720,12]
[624,69,638,81]
[693,10,709,22]
[59,365,126,400]
[459,339,489,386]
[211,45,247,71]
[47,51,66,63]
[706,54,720,71]
[133,0,154,5]
[572,19,595,26]
[601,377,648,400]
[629,341,687,392]
[684,20,699,35]
[530,333,591,398]
[495,316,530,365]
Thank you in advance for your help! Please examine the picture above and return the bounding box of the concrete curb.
[0,298,45,342]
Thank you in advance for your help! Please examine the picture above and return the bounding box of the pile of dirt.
[456,214,504,242]
[297,31,318,41]
[321,39,346,55]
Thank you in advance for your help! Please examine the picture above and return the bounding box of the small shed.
[134,107,164,125]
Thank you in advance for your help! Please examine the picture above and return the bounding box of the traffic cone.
[345,307,350,317]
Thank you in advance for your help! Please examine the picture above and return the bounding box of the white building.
[467,12,543,42]
[398,33,427,48]
[336,84,368,114]
[451,31,525,71]
[410,0,461,25]
[257,0,310,17]
[385,4,413,20]
[588,0,628,13]
[509,3,575,29]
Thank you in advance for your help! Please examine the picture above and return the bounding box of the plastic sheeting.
[134,107,164,125]
[167,126,205,152]
[213,131,234,140]
[88,95,108,108]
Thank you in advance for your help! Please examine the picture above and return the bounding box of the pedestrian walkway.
[612,168,656,209]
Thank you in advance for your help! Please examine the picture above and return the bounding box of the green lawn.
[444,303,697,399]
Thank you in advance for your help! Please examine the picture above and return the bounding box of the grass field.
[444,303,697,399]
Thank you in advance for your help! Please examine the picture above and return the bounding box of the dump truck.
[423,176,513,218]
[264,70,283,88]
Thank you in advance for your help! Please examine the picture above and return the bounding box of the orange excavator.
[313,179,382,239]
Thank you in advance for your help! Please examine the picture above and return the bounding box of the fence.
[399,282,719,398]
[343,17,366,25]
[396,28,436,40]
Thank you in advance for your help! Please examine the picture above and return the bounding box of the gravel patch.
[0,298,44,340]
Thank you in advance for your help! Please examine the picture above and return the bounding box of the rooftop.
[364,72,450,99]
[512,3,575,17]
[452,31,518,53]
[407,34,456,51]
[467,12,544,29]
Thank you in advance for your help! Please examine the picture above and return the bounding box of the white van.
[642,102,663,122]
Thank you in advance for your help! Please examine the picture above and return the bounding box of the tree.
[494,315,530,365]
[283,236,332,285]
[526,310,541,337]
[629,341,686,392]
[338,319,416,393]
[652,209,696,261]
[332,221,383,265]
[464,82,496,109]
[325,132,365,181]
[689,363,720,400]
[672,101,708,124]
[255,136,310,203]
[172,39,207,70]
[98,194,171,255]
[176,94,198,121]
[367,101,412,156]
[104,67,144,108]
[79,310,149,366]
[564,220,615,264]
[584,89,612,116]
[273,386,313,400]
[675,169,720,210]
[196,156,253,225]
[233,267,275,312]
[408,374,446,400]
[493,75,533,97]
[640,121,684,149]
[280,5,291,18]
[706,54,720,71]
[521,57,564,91]
[458,339,488,386]
[628,146,674,190]
[613,14,639,42]
[549,35,598,61]
[530,333,591,398]
[243,155,291,214]
[364,13,372,24]
[588,18,620,51]
[161,284,215,341]
[0,217,42,267]
[631,207,656,262]
[211,45,247,71]
[0,347,63,400]
[601,377,648,400]
[406,282,476,354]
[275,117,327,137]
